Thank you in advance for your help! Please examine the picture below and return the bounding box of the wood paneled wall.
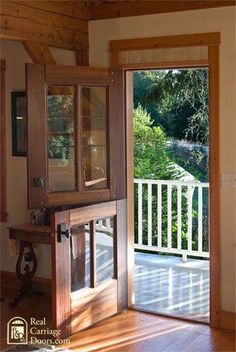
[0,1,89,50]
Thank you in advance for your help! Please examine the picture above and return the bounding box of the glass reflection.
[47,85,76,192]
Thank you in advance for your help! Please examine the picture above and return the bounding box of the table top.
[8,223,51,245]
[8,223,51,233]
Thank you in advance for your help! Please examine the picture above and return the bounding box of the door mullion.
[90,220,96,288]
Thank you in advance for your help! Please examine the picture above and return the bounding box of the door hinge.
[57,223,71,243]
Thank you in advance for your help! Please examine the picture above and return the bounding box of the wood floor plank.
[1,287,235,352]
[65,311,235,352]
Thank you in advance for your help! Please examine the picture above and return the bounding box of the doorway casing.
[109,32,220,328]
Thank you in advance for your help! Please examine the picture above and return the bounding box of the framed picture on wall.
[11,91,27,156]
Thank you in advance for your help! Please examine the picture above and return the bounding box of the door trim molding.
[110,32,221,328]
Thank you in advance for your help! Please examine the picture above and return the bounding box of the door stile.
[51,210,71,337]
[109,69,126,200]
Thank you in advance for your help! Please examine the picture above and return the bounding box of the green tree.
[47,92,74,161]
[134,105,173,180]
[134,69,209,145]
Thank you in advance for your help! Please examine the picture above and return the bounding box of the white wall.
[0,40,75,279]
[89,6,236,312]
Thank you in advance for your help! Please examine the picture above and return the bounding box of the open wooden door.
[26,64,127,337]
[26,64,126,208]
[51,201,119,337]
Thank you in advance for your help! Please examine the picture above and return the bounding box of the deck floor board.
[134,252,209,322]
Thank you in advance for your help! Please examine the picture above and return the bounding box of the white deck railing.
[134,179,209,261]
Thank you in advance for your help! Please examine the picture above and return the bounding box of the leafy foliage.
[134,105,173,180]
[47,92,74,161]
[134,69,209,145]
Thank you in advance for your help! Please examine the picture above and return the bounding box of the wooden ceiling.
[0,0,235,52]
[0,1,89,50]
[87,0,236,20]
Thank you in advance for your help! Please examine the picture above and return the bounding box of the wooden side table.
[8,223,51,308]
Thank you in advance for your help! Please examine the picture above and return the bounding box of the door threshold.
[129,304,209,326]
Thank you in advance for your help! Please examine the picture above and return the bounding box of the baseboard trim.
[220,310,236,331]
[0,270,51,292]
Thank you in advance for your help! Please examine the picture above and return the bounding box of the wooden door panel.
[47,189,111,207]
[71,279,117,333]
[69,201,116,225]
[51,201,120,337]
[27,64,126,208]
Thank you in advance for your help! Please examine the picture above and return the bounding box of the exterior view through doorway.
[129,67,210,323]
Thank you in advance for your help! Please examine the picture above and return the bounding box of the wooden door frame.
[110,32,220,328]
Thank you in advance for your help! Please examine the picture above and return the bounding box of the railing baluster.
[138,182,143,245]
[157,183,162,248]
[187,186,193,252]
[105,218,111,231]
[167,184,172,249]
[133,179,209,260]
[148,182,152,246]
[177,185,182,250]
[198,185,203,253]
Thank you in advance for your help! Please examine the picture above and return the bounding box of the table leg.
[9,241,40,308]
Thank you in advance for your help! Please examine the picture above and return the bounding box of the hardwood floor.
[0,286,52,350]
[64,310,235,352]
[1,286,235,352]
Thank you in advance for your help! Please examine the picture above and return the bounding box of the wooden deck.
[134,252,209,322]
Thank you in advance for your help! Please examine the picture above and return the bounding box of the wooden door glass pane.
[81,87,108,189]
[71,223,90,293]
[96,217,114,284]
[47,85,76,192]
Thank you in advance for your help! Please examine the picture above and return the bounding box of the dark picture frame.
[11,91,27,156]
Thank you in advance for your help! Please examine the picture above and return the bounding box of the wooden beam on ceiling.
[0,1,89,50]
[88,0,235,20]
[76,50,89,66]
[22,42,56,64]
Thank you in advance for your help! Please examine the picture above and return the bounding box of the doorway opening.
[129,67,210,323]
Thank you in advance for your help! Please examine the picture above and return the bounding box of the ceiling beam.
[75,50,89,66]
[89,0,235,20]
[22,42,56,64]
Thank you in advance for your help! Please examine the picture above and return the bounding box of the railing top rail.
[134,178,209,187]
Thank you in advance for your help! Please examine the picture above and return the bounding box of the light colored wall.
[89,6,236,312]
[0,40,75,279]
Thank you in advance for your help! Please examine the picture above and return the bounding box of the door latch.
[57,223,71,243]
[33,177,44,188]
